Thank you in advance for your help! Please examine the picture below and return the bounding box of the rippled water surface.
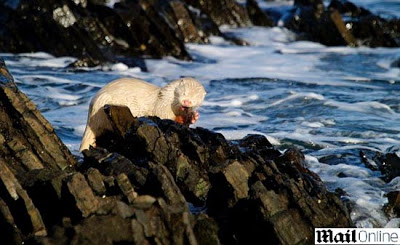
[2,1,400,228]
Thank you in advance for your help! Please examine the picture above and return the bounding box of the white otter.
[80,77,206,151]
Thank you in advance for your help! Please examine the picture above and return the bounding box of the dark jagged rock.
[0,58,76,173]
[385,191,400,218]
[295,0,325,10]
[246,0,274,27]
[360,146,400,182]
[0,58,77,242]
[374,152,400,182]
[183,0,251,27]
[0,0,109,63]
[268,0,399,47]
[329,0,400,47]
[193,213,220,245]
[93,106,214,205]
[158,0,209,43]
[66,57,103,68]
[88,104,353,244]
[352,15,400,47]
[0,0,208,66]
[1,129,210,244]
[283,0,358,46]
[113,0,191,60]
[235,135,282,179]
[328,0,372,17]
[359,150,379,171]
[0,0,257,66]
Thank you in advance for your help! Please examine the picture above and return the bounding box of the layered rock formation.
[270,0,399,47]
[0,0,252,67]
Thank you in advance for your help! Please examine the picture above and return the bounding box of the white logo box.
[315,228,400,244]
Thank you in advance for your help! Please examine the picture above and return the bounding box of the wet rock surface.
[374,152,400,182]
[360,148,400,183]
[0,0,194,65]
[0,58,76,243]
[282,0,358,46]
[246,0,274,27]
[182,0,251,27]
[328,0,400,47]
[0,60,354,244]
[279,0,399,47]
[0,59,76,173]
[357,149,400,222]
[385,191,400,218]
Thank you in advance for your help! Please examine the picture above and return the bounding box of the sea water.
[2,1,400,228]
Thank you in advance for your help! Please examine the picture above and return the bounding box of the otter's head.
[171,77,206,115]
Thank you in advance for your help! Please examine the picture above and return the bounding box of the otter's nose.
[183,100,192,107]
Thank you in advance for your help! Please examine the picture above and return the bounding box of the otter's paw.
[191,111,199,124]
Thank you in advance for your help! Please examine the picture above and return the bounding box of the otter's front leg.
[191,111,199,124]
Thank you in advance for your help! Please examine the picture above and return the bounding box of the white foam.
[385,177,400,193]
[324,100,397,116]
[105,0,121,8]
[209,35,231,45]
[203,93,262,108]
[224,110,243,117]
[301,121,325,128]
[221,26,296,46]
[110,62,129,71]
[231,99,242,106]
[147,28,393,89]
[9,53,77,67]
[267,92,325,108]
[256,0,293,9]
[342,76,371,82]
[248,94,259,100]
[278,41,326,54]
[17,52,56,58]
[17,74,83,85]
[305,155,389,227]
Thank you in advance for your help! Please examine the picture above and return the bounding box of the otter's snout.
[182,99,192,107]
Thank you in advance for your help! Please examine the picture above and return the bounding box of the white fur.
[80,77,206,151]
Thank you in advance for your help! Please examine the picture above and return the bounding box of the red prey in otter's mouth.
[175,99,200,126]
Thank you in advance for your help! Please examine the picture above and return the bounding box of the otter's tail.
[79,126,96,152]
